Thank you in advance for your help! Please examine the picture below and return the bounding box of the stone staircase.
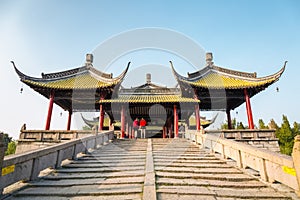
[5,139,296,199]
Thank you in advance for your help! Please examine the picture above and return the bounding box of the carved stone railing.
[185,130,300,196]
[204,129,280,152]
[0,130,114,195]
[19,130,95,141]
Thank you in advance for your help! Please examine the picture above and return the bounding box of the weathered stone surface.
[15,184,143,196]
[4,138,299,200]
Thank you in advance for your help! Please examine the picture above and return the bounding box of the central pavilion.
[13,53,286,138]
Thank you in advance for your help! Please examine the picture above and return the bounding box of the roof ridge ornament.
[85,53,93,68]
[206,52,214,66]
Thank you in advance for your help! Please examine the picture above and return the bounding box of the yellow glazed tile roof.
[99,95,200,103]
[23,73,118,89]
[184,73,276,89]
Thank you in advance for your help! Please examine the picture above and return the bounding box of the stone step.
[68,159,145,164]
[43,171,145,179]
[157,186,290,199]
[32,176,144,187]
[156,177,267,188]
[156,171,256,181]
[154,160,232,168]
[14,184,143,196]
[56,166,144,173]
[153,154,216,159]
[154,159,226,164]
[155,166,243,174]
[62,163,145,168]
[157,193,216,200]
[155,162,233,168]
[8,194,142,200]
[78,155,146,159]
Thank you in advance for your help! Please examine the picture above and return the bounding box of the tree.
[1,132,16,156]
[221,118,236,129]
[276,115,294,155]
[293,122,300,136]
[269,119,279,129]
[236,122,245,129]
[5,141,17,156]
[258,119,268,129]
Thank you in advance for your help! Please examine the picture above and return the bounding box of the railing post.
[0,132,5,195]
[292,135,300,196]
[236,149,243,168]
[259,158,268,182]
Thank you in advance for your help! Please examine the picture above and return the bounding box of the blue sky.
[0,0,299,138]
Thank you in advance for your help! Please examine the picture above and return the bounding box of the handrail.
[0,130,114,193]
[185,130,300,195]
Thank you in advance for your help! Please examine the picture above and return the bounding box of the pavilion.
[171,53,286,129]
[13,53,286,138]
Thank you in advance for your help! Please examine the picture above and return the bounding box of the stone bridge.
[1,131,300,199]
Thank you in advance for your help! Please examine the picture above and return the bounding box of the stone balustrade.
[16,130,97,154]
[19,130,95,141]
[205,129,280,152]
[0,130,114,195]
[185,130,300,196]
[205,129,276,139]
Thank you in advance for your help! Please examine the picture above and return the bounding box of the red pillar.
[121,105,125,138]
[45,91,55,130]
[174,105,179,138]
[195,104,201,131]
[226,109,232,129]
[244,88,254,129]
[67,111,72,131]
[98,104,104,131]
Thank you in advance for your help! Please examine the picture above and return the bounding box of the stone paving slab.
[157,185,215,195]
[157,193,216,200]
[44,171,145,179]
[82,154,146,158]
[154,155,219,160]
[155,166,243,174]
[156,170,256,181]
[7,194,142,200]
[154,159,226,164]
[33,176,145,186]
[156,177,267,188]
[15,184,143,196]
[69,159,145,164]
[55,166,145,173]
[211,187,290,199]
[155,162,231,168]
[62,162,145,168]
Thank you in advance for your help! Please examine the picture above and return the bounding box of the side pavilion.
[13,54,129,131]
[171,53,286,129]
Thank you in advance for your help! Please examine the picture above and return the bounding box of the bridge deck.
[5,139,296,199]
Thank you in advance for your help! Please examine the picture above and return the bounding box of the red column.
[67,111,72,131]
[226,109,232,129]
[244,88,254,129]
[45,91,55,130]
[174,105,179,138]
[98,104,104,131]
[195,104,201,131]
[121,105,125,138]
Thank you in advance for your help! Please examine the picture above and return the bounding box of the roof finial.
[86,54,93,66]
[146,73,151,84]
[206,52,213,66]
